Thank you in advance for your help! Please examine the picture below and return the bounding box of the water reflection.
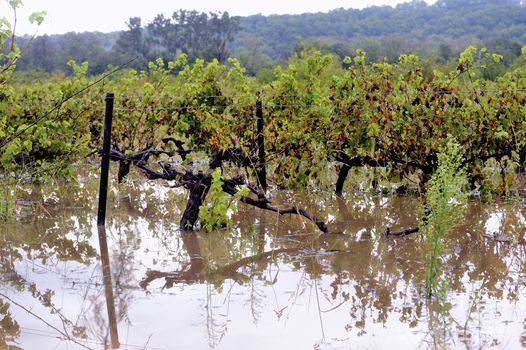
[96,226,119,349]
[0,170,524,349]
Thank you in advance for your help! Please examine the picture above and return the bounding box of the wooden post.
[96,93,119,348]
[256,99,267,191]
[97,93,114,227]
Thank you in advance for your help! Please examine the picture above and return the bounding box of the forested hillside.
[14,0,526,75]
[235,0,526,60]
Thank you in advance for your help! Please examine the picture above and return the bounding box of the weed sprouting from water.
[0,178,17,222]
[199,168,249,232]
[421,139,468,299]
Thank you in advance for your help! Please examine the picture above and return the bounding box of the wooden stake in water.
[96,93,120,348]
[97,93,115,227]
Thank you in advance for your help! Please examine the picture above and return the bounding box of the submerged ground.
[1,167,525,349]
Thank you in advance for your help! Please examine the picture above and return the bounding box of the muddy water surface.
[1,169,525,349]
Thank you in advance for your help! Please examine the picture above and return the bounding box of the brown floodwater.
[1,167,525,349]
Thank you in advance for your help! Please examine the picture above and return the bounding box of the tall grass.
[421,139,468,298]
[0,178,17,221]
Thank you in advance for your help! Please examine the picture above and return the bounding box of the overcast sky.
[1,0,436,35]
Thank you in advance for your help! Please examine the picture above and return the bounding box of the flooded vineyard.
[1,167,525,350]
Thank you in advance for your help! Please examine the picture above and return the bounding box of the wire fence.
[3,88,526,105]
[2,88,525,114]
[0,85,525,152]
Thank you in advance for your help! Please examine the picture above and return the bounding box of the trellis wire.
[0,86,524,151]
[2,87,526,105]
[1,88,524,113]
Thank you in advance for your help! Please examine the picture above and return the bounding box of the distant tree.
[0,0,45,83]
[18,32,112,74]
[293,38,334,56]
[486,39,522,65]
[147,10,240,63]
[437,43,454,63]
[54,32,108,74]
[113,17,150,69]
[234,34,273,75]
[207,12,241,62]
[16,35,57,71]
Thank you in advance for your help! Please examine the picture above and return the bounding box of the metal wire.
[3,88,525,105]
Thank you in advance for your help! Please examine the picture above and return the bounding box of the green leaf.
[28,11,46,26]
[459,45,477,66]
[1,139,22,163]
[23,139,32,151]
[8,0,23,10]
[492,54,503,63]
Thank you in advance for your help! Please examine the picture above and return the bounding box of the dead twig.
[385,226,419,237]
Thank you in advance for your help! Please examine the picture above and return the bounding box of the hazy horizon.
[1,0,436,36]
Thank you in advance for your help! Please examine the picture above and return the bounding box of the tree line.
[15,10,240,75]
[11,0,526,77]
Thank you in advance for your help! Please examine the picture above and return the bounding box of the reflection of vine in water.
[201,218,275,347]
[0,174,158,349]
[140,229,306,287]
[330,184,526,346]
[140,231,308,347]
[136,188,525,348]
[117,179,186,255]
[421,298,453,350]
[420,279,497,350]
[205,281,232,349]
[2,294,91,349]
[71,224,137,349]
[247,223,267,325]
[2,170,525,348]
[0,287,93,349]
[125,179,524,348]
[245,269,266,326]
[320,195,423,336]
[0,210,98,349]
[0,298,21,350]
[137,224,351,344]
[314,278,326,342]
